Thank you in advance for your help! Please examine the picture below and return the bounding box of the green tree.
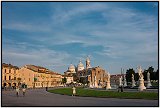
[72,73,79,82]
[62,77,67,84]
[34,77,37,88]
[147,66,154,80]
[155,69,158,80]
[143,69,148,81]
[126,68,135,82]
[79,77,87,84]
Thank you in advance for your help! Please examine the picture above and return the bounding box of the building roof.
[24,64,61,75]
[2,63,19,69]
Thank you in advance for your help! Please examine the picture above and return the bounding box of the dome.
[78,60,84,67]
[77,60,84,71]
[69,64,75,70]
[68,64,75,72]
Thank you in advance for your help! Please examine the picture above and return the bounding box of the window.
[14,70,16,74]
[14,77,16,80]
[4,69,6,73]
[5,76,6,80]
[9,76,11,80]
[29,78,30,81]
[9,69,11,73]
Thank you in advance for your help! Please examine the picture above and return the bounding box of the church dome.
[69,64,75,69]
[68,64,75,72]
[77,60,84,71]
[78,60,84,67]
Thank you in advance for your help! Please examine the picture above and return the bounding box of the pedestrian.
[46,87,48,91]
[22,88,26,96]
[72,86,76,96]
[16,86,20,97]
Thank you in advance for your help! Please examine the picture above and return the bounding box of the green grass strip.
[48,87,158,100]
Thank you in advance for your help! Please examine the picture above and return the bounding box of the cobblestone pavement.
[1,88,159,107]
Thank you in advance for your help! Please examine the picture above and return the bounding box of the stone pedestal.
[106,81,111,89]
[138,79,146,91]
[132,80,136,87]
[89,83,93,88]
[147,80,152,88]
[124,81,127,87]
[94,81,98,88]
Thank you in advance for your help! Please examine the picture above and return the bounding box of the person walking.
[22,88,26,96]
[16,86,20,97]
[72,86,76,96]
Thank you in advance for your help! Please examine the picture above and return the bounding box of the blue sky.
[2,2,158,74]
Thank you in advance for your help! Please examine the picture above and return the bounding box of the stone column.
[147,72,152,88]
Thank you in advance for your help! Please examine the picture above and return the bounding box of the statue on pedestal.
[119,76,122,87]
[138,66,144,80]
[123,75,127,87]
[94,75,98,88]
[137,66,146,91]
[131,74,136,87]
[106,72,111,89]
[147,72,152,88]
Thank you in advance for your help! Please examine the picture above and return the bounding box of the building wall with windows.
[2,63,20,88]
[18,65,63,88]
[18,66,35,88]
[2,63,63,88]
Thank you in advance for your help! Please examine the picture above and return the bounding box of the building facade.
[87,66,108,88]
[2,63,20,88]
[64,57,110,88]
[2,63,63,88]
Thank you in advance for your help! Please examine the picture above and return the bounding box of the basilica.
[64,57,111,88]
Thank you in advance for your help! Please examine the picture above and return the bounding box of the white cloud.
[3,22,52,32]
[2,44,71,72]
[2,2,158,74]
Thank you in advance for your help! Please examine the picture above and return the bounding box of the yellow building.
[2,63,20,88]
[2,63,63,88]
[19,64,62,88]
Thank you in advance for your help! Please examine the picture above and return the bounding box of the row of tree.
[126,66,158,82]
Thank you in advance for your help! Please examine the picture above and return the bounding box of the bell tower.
[86,56,91,69]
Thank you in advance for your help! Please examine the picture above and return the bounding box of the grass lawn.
[48,87,158,100]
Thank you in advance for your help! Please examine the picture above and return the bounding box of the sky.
[2,2,158,74]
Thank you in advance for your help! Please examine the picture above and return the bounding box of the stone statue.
[119,76,122,86]
[147,72,150,81]
[94,75,98,88]
[132,74,136,87]
[106,72,111,89]
[123,75,127,87]
[147,72,152,88]
[138,66,144,79]
[132,74,134,80]
[137,66,146,91]
[106,73,110,82]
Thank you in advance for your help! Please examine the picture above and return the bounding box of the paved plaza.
[2,88,159,107]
